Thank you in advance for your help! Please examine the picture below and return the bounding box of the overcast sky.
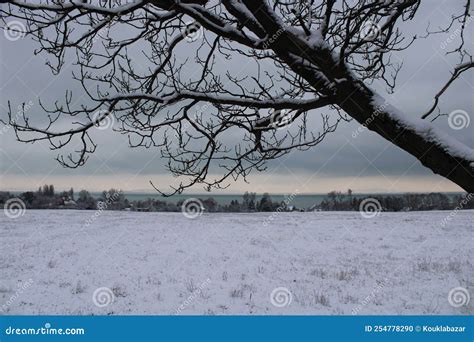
[0,1,472,194]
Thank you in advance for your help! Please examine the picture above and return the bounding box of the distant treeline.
[319,190,473,212]
[0,186,472,213]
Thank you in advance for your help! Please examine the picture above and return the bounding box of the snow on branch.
[1,0,473,193]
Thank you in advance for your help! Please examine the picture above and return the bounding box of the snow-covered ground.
[1,209,472,315]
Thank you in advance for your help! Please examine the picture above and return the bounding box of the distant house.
[58,196,77,209]
[63,199,77,208]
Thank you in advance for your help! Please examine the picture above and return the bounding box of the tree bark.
[263,27,474,193]
[335,81,474,193]
[240,0,473,192]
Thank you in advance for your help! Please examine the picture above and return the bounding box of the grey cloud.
[0,2,472,192]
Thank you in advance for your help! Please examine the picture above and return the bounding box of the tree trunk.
[249,3,474,193]
[274,44,474,193]
[335,81,474,193]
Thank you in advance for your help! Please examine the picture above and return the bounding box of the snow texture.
[1,210,472,315]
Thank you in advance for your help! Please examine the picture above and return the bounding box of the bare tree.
[1,0,473,194]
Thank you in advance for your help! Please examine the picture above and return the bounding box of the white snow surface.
[1,210,472,315]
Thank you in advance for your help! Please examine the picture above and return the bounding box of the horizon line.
[0,188,467,196]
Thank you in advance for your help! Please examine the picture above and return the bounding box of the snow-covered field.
[1,209,472,315]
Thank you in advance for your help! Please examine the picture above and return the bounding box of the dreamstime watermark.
[270,287,292,308]
[92,287,115,308]
[261,27,286,49]
[440,193,473,227]
[181,198,204,219]
[1,278,34,313]
[4,323,85,336]
[3,20,26,41]
[92,23,112,44]
[0,101,34,136]
[262,189,299,227]
[3,198,26,219]
[182,21,203,42]
[352,278,388,315]
[447,109,470,130]
[269,109,296,130]
[448,287,470,308]
[352,100,389,138]
[359,198,382,218]
[174,278,212,314]
[260,2,311,49]
[92,109,115,130]
[359,20,380,41]
[84,191,122,227]
[191,103,211,123]
[440,15,473,50]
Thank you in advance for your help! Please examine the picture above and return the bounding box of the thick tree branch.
[1,0,472,193]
